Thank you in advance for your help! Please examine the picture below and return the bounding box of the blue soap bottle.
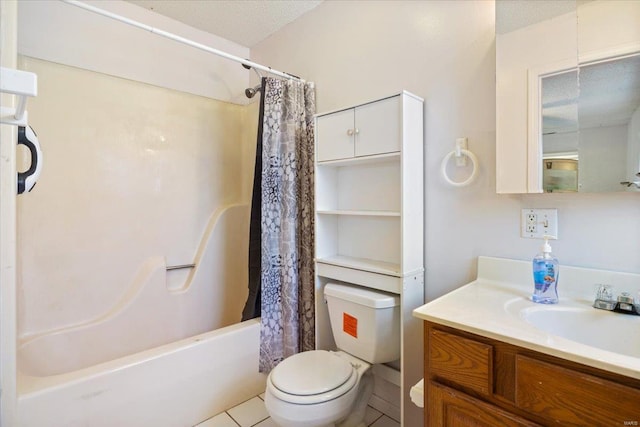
[532,235,559,304]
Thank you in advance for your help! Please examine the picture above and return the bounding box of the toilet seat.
[268,350,358,405]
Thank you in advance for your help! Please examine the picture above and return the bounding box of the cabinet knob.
[346,128,360,137]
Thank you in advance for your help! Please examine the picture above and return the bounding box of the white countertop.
[413,256,640,380]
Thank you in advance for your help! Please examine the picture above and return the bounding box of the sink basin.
[521,305,640,358]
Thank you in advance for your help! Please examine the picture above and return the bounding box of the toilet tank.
[324,283,400,364]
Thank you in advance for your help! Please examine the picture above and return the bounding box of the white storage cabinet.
[314,91,425,426]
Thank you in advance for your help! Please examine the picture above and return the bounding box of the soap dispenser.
[532,235,559,304]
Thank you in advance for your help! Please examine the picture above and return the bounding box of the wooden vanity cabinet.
[424,322,640,427]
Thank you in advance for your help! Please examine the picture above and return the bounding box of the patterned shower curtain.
[258,77,316,373]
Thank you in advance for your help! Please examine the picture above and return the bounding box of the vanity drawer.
[515,356,640,425]
[429,329,493,396]
[427,381,541,427]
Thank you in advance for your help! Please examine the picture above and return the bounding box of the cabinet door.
[427,381,540,427]
[354,96,401,157]
[316,109,354,162]
[515,356,640,426]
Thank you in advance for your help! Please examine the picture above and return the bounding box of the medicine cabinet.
[496,0,640,193]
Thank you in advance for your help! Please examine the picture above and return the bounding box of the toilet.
[264,283,400,427]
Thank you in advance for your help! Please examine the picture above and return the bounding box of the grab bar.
[166,264,195,271]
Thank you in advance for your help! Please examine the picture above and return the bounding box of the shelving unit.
[314,91,425,426]
[316,254,400,276]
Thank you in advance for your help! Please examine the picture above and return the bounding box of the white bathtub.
[17,319,266,427]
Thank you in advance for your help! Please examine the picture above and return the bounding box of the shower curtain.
[242,77,316,373]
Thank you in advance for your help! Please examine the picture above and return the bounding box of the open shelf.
[317,210,400,217]
[316,215,400,269]
[317,152,400,167]
[316,155,400,213]
[316,255,401,277]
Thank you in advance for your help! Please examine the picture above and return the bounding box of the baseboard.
[368,394,400,422]
[369,366,401,423]
[372,363,401,387]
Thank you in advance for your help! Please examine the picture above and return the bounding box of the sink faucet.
[593,285,640,315]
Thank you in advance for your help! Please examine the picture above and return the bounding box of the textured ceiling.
[126,0,323,47]
[496,0,577,35]
[542,54,640,133]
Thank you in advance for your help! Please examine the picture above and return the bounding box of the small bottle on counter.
[532,235,559,304]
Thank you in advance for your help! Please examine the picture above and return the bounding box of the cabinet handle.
[354,128,359,135]
[347,129,354,136]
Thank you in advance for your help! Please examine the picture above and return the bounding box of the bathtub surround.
[12,56,262,425]
[16,57,253,339]
[18,206,249,375]
[257,78,316,372]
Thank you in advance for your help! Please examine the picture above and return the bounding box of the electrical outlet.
[525,213,537,233]
[521,209,558,239]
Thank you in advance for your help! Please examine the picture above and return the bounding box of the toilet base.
[336,369,373,427]
[264,352,374,427]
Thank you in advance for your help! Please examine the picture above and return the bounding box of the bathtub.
[16,204,266,426]
[17,319,266,427]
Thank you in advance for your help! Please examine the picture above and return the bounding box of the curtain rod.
[61,0,303,82]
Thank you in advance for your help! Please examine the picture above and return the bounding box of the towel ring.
[441,148,478,187]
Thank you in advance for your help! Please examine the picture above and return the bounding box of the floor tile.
[227,397,270,427]
[253,418,278,427]
[364,405,383,426]
[194,412,239,427]
[370,415,400,427]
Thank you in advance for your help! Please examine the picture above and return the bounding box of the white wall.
[579,125,628,192]
[544,125,629,192]
[251,0,640,303]
[543,132,579,154]
[628,106,640,183]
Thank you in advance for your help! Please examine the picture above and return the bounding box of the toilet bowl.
[264,283,400,427]
[264,350,371,427]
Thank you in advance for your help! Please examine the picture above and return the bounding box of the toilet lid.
[271,350,354,396]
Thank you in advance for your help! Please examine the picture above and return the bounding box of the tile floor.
[195,393,400,427]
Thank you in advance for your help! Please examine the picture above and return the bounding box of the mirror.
[541,54,640,192]
[495,0,640,193]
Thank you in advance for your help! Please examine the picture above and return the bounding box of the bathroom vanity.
[414,257,640,426]
[424,322,640,426]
